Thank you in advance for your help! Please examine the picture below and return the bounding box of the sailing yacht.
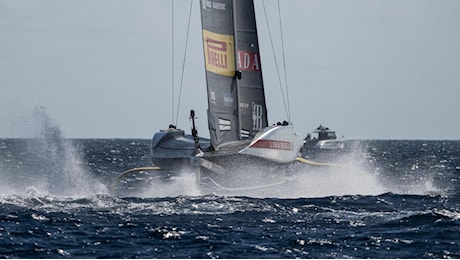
[150,0,304,191]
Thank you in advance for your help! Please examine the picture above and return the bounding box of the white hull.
[239,125,304,163]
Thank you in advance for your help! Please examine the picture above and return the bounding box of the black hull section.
[151,129,207,169]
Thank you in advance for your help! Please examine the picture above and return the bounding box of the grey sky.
[1,0,459,140]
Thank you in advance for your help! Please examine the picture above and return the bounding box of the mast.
[232,0,241,140]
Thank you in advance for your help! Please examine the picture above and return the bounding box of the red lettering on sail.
[206,38,228,69]
[237,50,261,71]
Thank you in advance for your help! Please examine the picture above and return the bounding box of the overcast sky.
[1,0,459,140]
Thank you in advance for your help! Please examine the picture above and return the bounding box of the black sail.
[201,0,239,147]
[200,0,268,148]
[233,0,268,138]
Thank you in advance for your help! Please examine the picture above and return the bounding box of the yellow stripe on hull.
[111,166,162,191]
[296,157,344,167]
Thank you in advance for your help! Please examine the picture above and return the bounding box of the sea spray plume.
[113,169,201,198]
[350,140,454,196]
[141,170,201,198]
[30,106,66,194]
[280,141,388,198]
[26,106,107,196]
[194,141,387,198]
[359,140,449,196]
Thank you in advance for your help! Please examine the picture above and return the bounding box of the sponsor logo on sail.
[203,30,235,76]
[210,89,216,104]
[252,102,263,130]
[237,50,261,71]
[241,129,250,138]
[239,102,249,109]
[202,0,226,11]
[218,118,231,131]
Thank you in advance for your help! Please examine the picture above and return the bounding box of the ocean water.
[1,133,459,257]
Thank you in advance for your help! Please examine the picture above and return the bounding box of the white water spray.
[0,106,107,196]
[128,141,444,199]
[140,171,201,198]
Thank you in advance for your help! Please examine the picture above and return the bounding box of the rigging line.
[174,0,194,128]
[171,0,175,124]
[277,0,291,122]
[261,1,289,121]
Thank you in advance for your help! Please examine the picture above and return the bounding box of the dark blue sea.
[1,135,459,258]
